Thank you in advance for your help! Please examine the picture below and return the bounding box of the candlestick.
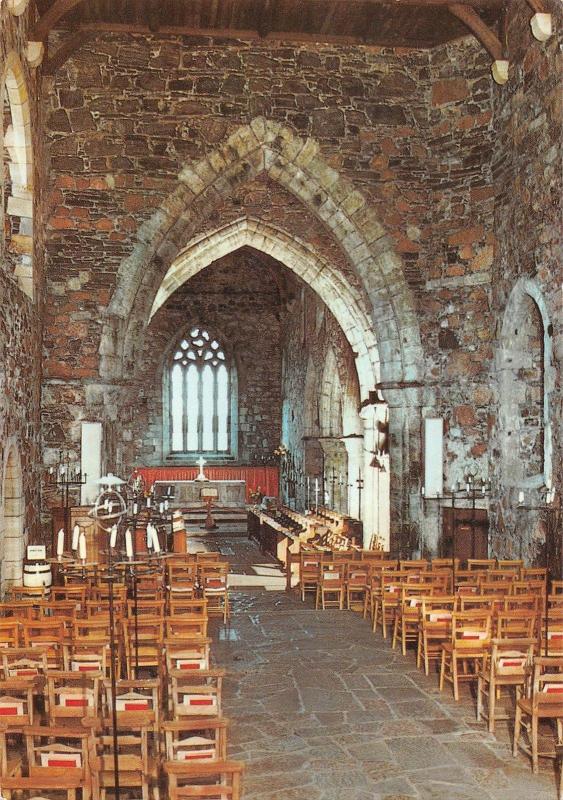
[71,523,80,551]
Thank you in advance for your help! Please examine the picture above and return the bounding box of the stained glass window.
[169,328,232,454]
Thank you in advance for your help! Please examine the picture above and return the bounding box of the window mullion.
[213,366,218,452]
[182,365,188,452]
[197,366,203,452]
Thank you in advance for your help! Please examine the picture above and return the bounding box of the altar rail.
[137,466,279,503]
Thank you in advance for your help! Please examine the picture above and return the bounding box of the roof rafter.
[448,3,504,60]
[31,0,504,41]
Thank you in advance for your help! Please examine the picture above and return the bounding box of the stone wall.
[42,31,502,549]
[0,3,44,574]
[488,1,562,568]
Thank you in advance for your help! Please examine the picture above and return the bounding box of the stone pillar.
[359,403,391,549]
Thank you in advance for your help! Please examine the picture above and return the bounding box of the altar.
[154,479,246,508]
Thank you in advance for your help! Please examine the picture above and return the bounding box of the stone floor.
[207,536,560,800]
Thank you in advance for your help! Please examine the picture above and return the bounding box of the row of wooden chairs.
[2,559,231,624]
[0,561,244,799]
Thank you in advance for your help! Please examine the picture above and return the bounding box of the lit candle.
[421,486,425,497]
[159,502,164,514]
[125,528,133,559]
[78,532,87,561]
[164,499,169,511]
[146,497,151,509]
[133,502,138,516]
[110,524,118,549]
[518,491,524,505]
[71,524,80,551]
[56,528,65,558]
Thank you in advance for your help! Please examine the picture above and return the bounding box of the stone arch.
[2,52,33,300]
[498,277,554,488]
[101,117,422,393]
[1,440,25,593]
[150,217,379,398]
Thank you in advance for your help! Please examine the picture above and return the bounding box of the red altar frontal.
[136,466,279,503]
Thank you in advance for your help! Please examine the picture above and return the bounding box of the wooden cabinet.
[442,507,489,562]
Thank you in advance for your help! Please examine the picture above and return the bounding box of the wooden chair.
[166,617,208,641]
[45,670,101,728]
[476,637,536,732]
[94,717,160,800]
[513,656,563,773]
[165,760,244,800]
[373,571,411,637]
[496,559,524,572]
[6,726,97,800]
[65,638,109,678]
[50,585,87,610]
[5,587,47,603]
[0,620,21,649]
[345,562,370,611]
[392,585,429,656]
[123,616,164,679]
[522,567,548,582]
[127,598,166,619]
[0,601,39,620]
[168,563,198,599]
[417,596,456,676]
[513,580,546,596]
[1,647,48,680]
[299,552,322,603]
[162,717,229,763]
[169,670,223,720]
[103,678,161,733]
[21,620,65,670]
[431,558,459,572]
[439,610,492,701]
[399,559,429,576]
[0,677,36,728]
[542,607,563,655]
[467,559,495,571]
[495,609,538,640]
[198,564,230,623]
[168,597,208,619]
[504,593,542,613]
[316,563,345,611]
[164,639,212,685]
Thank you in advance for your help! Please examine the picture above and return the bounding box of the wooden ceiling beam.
[32,0,85,41]
[31,0,504,42]
[42,30,89,74]
[448,4,503,60]
[76,21,441,48]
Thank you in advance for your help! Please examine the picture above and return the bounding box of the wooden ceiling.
[34,0,503,50]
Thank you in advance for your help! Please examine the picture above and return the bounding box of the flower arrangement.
[249,486,264,504]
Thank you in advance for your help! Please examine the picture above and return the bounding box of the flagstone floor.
[208,537,559,800]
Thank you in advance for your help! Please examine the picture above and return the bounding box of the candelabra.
[46,450,87,547]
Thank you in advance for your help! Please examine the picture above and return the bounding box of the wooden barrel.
[23,562,53,588]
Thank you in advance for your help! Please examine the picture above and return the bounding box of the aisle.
[209,541,557,800]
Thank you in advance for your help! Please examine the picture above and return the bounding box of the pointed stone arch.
[149,217,379,397]
[101,117,422,392]
[2,51,34,300]
[1,439,25,594]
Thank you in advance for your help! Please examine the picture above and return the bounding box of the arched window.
[2,54,34,300]
[169,328,235,456]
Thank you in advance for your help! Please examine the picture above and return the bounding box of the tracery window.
[169,328,233,455]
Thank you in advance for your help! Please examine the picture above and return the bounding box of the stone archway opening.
[2,53,33,300]
[1,443,25,594]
